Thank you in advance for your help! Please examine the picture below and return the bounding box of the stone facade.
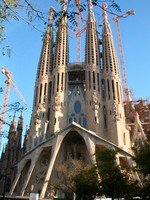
[0,1,148,199]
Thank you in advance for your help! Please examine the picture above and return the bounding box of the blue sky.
[0,0,150,151]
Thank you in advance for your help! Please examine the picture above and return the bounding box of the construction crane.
[113,10,135,102]
[112,10,149,144]
[72,0,96,62]
[100,4,134,101]
[71,0,86,62]
[0,67,27,151]
[100,6,147,144]
[75,0,81,62]
[113,11,148,144]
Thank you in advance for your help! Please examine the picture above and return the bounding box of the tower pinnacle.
[100,3,108,18]
[88,0,93,11]
[62,0,67,11]
[10,111,16,131]
[100,3,111,34]
[17,107,24,128]
[13,111,16,124]
[20,107,24,118]
[48,7,54,25]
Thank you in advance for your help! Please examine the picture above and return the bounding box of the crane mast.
[0,67,27,151]
[101,8,147,144]
[75,0,81,62]
[115,18,129,101]
[0,68,12,135]
[74,0,86,62]
[113,10,135,102]
[113,11,147,144]
[100,5,134,102]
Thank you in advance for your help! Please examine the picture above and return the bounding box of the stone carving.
[92,91,98,104]
[67,151,73,160]
[92,91,99,111]
[54,94,61,111]
[46,185,56,198]
[112,103,119,120]
[40,158,49,166]
[36,158,49,183]
[35,118,41,125]
[36,166,47,183]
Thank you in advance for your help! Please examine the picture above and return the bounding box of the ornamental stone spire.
[85,0,100,66]
[100,3,131,150]
[28,8,54,149]
[48,0,69,133]
[84,0,102,133]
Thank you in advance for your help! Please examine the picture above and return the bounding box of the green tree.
[133,142,150,198]
[54,148,140,200]
[54,159,101,200]
[96,148,139,199]
[73,165,102,200]
[133,142,150,176]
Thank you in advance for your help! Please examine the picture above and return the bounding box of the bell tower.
[100,3,131,150]
[84,0,102,133]
[49,0,69,133]
[28,7,54,150]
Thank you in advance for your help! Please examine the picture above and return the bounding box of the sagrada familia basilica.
[0,0,149,199]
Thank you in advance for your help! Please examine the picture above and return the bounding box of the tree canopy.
[133,141,150,176]
[96,148,139,199]
[54,159,101,200]
[132,142,150,198]
[54,148,141,200]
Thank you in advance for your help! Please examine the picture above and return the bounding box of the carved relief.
[34,118,41,125]
[36,158,49,183]
[92,91,99,111]
[112,103,119,120]
[92,91,98,104]
[46,185,56,198]
[36,166,47,183]
[53,94,61,111]
[34,104,44,119]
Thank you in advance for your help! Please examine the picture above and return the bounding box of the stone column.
[20,152,40,196]
[40,135,64,198]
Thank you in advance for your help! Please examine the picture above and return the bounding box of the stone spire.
[48,0,69,133]
[100,3,131,150]
[17,107,24,130]
[53,0,69,68]
[5,109,24,167]
[15,108,24,160]
[101,3,122,106]
[84,0,101,133]
[36,7,54,79]
[85,0,100,66]
[101,3,120,76]
[32,7,54,111]
[28,8,55,149]
[9,111,16,132]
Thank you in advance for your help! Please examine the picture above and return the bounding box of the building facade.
[0,1,149,199]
